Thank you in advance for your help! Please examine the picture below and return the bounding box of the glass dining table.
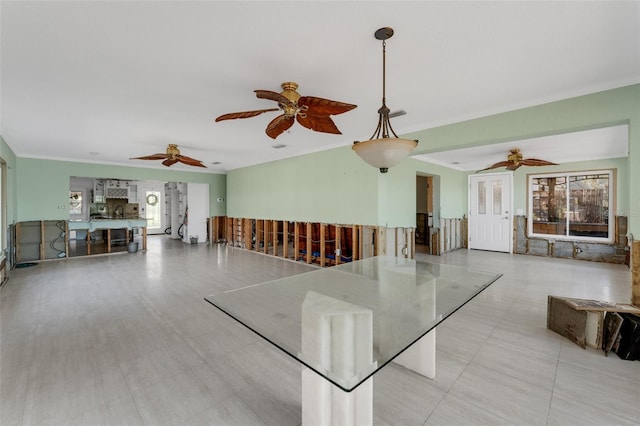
[205,255,501,426]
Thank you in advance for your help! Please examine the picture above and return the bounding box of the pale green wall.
[411,159,468,219]
[228,85,638,234]
[227,146,468,228]
[507,157,629,216]
[9,85,638,234]
[16,158,226,221]
[1,135,18,225]
[227,146,379,225]
[407,84,639,235]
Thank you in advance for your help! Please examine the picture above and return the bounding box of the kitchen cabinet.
[105,180,130,199]
[14,221,68,263]
[128,184,138,203]
[93,179,105,203]
[67,219,148,256]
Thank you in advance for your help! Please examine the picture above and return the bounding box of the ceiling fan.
[130,144,206,168]
[478,148,557,172]
[215,82,357,139]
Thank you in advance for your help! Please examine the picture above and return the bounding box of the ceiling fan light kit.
[353,27,418,173]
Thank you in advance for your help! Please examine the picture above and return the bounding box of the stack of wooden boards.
[547,296,640,360]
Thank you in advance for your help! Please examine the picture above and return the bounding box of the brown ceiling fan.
[130,144,206,168]
[215,82,357,139]
[478,148,557,172]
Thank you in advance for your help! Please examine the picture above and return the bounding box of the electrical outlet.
[402,247,408,255]
[335,248,341,256]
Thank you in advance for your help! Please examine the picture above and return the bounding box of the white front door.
[137,182,165,235]
[468,173,512,252]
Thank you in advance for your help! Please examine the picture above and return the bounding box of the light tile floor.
[1,236,638,425]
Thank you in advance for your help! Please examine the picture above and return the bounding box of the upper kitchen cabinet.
[92,179,137,202]
[104,180,129,199]
[93,179,105,203]
[128,184,138,203]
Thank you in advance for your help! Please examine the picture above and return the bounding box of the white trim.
[527,169,614,244]
[468,171,513,253]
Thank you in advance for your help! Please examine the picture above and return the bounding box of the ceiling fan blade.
[506,163,522,171]
[296,113,341,134]
[298,96,357,116]
[265,114,294,139]
[177,155,207,167]
[215,108,280,122]
[520,158,558,167]
[130,153,167,160]
[255,90,293,106]
[162,158,179,167]
[476,160,514,173]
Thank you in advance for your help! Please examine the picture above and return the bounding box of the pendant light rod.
[352,27,418,173]
[369,27,399,141]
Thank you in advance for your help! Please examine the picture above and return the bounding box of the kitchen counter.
[68,218,148,254]
[68,218,148,231]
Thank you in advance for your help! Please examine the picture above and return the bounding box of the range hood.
[105,187,128,199]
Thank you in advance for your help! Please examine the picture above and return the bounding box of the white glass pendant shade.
[355,27,419,173]
[352,138,418,173]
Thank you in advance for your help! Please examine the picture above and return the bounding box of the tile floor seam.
[421,333,494,426]
[425,392,522,426]
[104,325,147,426]
[544,334,563,426]
[16,352,32,426]
[4,239,634,426]
[553,355,640,423]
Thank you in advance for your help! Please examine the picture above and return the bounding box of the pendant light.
[352,27,418,173]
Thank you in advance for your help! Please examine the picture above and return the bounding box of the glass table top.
[205,256,501,392]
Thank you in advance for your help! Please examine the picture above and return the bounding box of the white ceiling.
[414,124,630,172]
[1,1,639,174]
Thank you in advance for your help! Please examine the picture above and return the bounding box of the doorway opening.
[416,174,438,254]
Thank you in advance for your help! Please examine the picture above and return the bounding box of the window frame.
[69,188,89,221]
[527,169,615,243]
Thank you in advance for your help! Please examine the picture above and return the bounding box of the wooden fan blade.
[177,155,206,168]
[215,108,280,122]
[296,113,341,134]
[162,158,179,167]
[130,153,167,161]
[520,158,557,167]
[298,96,357,116]
[506,163,521,171]
[255,90,293,106]
[476,160,514,173]
[265,115,294,139]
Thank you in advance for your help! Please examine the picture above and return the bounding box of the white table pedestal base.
[301,291,375,426]
[302,369,373,426]
[393,329,436,379]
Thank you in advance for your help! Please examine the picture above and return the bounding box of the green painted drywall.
[227,146,379,225]
[410,159,468,219]
[377,162,416,228]
[228,85,638,233]
[227,145,467,228]
[505,157,629,216]
[0,134,18,225]
[406,84,639,235]
[16,158,226,221]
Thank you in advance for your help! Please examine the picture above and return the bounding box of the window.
[69,191,83,215]
[528,170,613,241]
